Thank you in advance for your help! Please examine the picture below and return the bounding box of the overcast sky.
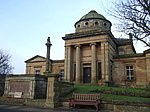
[0,0,148,74]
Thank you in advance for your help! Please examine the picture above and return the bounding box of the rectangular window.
[35,70,40,75]
[60,69,64,80]
[126,65,134,80]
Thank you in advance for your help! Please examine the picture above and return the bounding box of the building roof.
[75,10,110,27]
[80,10,106,21]
[144,49,150,54]
[62,30,112,40]
[115,38,132,46]
[25,55,46,63]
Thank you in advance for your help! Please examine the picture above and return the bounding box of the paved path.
[0,104,112,112]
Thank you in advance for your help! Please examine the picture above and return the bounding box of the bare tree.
[0,50,13,75]
[110,0,150,47]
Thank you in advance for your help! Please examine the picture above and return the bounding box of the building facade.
[25,10,150,87]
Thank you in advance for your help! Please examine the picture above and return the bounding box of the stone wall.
[113,56,148,87]
[4,74,47,99]
[61,100,150,112]
[33,76,47,99]
[60,81,74,97]
[100,100,150,112]
[112,101,150,112]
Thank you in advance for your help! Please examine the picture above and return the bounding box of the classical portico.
[62,10,113,83]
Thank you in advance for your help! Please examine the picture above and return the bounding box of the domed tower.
[75,10,112,33]
[62,10,115,84]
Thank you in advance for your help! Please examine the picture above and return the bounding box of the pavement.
[0,104,113,112]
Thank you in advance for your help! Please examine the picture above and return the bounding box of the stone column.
[64,46,68,81]
[105,42,109,81]
[67,46,72,81]
[90,43,97,83]
[45,37,52,72]
[75,45,81,83]
[45,73,60,108]
[101,42,109,81]
[64,45,72,81]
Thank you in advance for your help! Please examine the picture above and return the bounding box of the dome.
[80,10,106,21]
[75,10,111,33]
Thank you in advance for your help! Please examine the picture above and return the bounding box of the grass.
[100,94,150,103]
[70,84,150,103]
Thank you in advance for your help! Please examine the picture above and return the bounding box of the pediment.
[25,55,46,63]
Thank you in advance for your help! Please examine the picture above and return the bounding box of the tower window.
[85,22,88,25]
[95,21,99,25]
[77,24,80,28]
[103,23,107,26]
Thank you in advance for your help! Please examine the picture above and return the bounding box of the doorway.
[83,67,91,83]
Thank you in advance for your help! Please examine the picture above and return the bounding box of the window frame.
[35,69,41,75]
[125,65,134,81]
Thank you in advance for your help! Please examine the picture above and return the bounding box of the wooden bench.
[69,93,101,111]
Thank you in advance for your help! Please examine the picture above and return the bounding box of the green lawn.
[71,84,150,103]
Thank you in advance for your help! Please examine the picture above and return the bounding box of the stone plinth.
[45,72,60,108]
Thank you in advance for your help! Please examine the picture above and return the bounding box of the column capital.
[75,44,81,48]
[90,42,96,46]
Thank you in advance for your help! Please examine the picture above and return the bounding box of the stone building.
[25,10,150,87]
[25,55,64,76]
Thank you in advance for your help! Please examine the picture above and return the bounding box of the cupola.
[75,10,112,33]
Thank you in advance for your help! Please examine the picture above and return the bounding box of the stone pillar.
[45,73,60,108]
[105,42,109,81]
[67,46,72,81]
[90,43,97,83]
[101,42,105,80]
[64,46,68,81]
[45,37,52,72]
[64,46,72,81]
[75,45,81,83]
[101,42,109,81]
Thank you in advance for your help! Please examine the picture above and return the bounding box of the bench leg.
[95,103,100,111]
[69,100,73,107]
[95,105,99,111]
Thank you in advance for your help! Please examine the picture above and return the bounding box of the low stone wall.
[4,74,47,99]
[61,100,150,112]
[59,81,74,97]
[100,100,150,112]
[112,101,150,112]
